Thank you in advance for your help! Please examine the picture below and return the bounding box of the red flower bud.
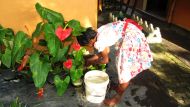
[38,88,44,98]
[55,26,72,41]
[17,65,24,72]
[17,55,30,72]
[72,43,81,51]
[63,59,72,69]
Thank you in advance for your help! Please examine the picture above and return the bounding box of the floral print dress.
[94,19,153,84]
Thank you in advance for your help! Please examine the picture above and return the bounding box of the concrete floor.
[0,9,190,107]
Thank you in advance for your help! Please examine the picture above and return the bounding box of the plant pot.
[72,78,83,87]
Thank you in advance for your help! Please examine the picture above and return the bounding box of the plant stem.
[63,24,68,29]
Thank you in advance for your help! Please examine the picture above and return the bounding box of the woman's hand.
[84,47,110,67]
[84,54,99,66]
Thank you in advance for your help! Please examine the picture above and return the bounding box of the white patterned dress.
[94,19,153,84]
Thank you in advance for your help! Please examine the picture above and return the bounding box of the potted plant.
[19,3,87,97]
[0,3,87,97]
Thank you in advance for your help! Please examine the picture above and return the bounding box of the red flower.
[17,65,24,72]
[17,55,30,72]
[55,26,72,41]
[63,59,72,69]
[37,88,44,98]
[72,43,81,51]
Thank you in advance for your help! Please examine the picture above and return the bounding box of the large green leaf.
[5,28,14,39]
[35,3,64,25]
[12,31,32,66]
[30,53,51,88]
[73,48,85,66]
[70,66,83,82]
[2,48,11,68]
[51,46,69,63]
[2,38,14,50]
[67,20,86,36]
[44,23,61,57]
[0,27,14,46]
[54,75,70,96]
[32,22,43,38]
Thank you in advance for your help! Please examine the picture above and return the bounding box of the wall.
[171,0,190,31]
[123,0,144,10]
[0,0,98,35]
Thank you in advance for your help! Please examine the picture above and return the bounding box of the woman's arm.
[85,47,110,66]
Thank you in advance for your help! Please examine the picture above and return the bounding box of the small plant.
[0,25,32,69]
[0,97,24,107]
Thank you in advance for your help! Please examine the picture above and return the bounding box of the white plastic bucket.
[84,70,109,103]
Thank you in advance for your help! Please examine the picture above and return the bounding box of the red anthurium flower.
[72,43,81,51]
[17,65,24,72]
[37,88,44,98]
[55,26,72,41]
[63,59,72,69]
[17,55,30,72]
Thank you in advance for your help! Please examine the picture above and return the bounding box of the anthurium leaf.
[73,49,84,66]
[30,53,51,88]
[2,48,11,68]
[70,66,83,82]
[44,23,61,57]
[67,20,86,36]
[54,75,70,96]
[5,28,14,39]
[41,54,50,63]
[0,27,14,44]
[32,22,43,38]
[12,31,32,66]
[0,28,6,45]
[35,3,64,25]
[51,46,69,63]
[2,38,13,50]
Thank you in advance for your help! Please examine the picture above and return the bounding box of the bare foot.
[103,94,122,106]
[110,82,129,94]
[110,85,124,94]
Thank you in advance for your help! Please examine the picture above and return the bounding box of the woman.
[77,19,153,106]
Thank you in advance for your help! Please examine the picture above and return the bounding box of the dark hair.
[77,27,97,46]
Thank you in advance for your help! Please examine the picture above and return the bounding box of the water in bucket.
[84,70,109,103]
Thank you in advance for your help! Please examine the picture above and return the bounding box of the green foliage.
[0,2,88,96]
[67,20,86,36]
[30,53,51,88]
[1,48,11,68]
[32,22,43,38]
[30,2,88,95]
[87,64,107,71]
[70,65,83,82]
[43,23,61,57]
[0,27,32,69]
[0,97,24,107]
[12,31,32,66]
[35,3,64,26]
[10,97,23,107]
[54,75,70,96]
[51,46,69,63]
[0,27,14,45]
